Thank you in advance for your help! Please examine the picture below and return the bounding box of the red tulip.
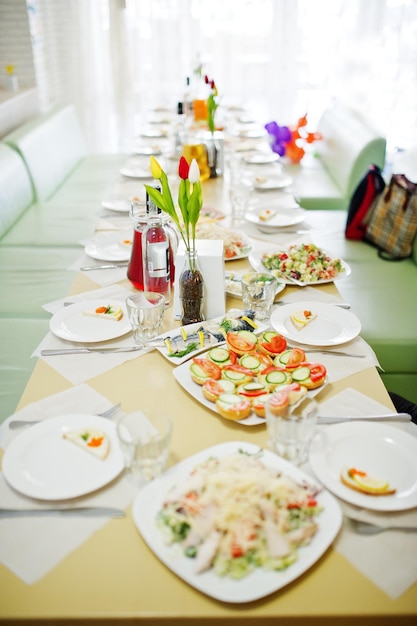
[178,156,190,179]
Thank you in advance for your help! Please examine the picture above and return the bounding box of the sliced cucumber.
[217,393,242,407]
[276,349,292,365]
[239,354,261,370]
[236,330,258,345]
[218,380,236,394]
[291,366,310,382]
[262,331,278,343]
[208,347,230,364]
[241,382,264,392]
[190,363,209,379]
[265,370,289,385]
[222,370,248,383]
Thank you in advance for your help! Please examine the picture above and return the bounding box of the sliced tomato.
[203,379,224,398]
[261,334,287,354]
[255,351,273,369]
[223,363,255,377]
[285,347,306,368]
[269,389,289,409]
[192,358,222,380]
[226,332,257,354]
[259,364,286,376]
[308,363,326,382]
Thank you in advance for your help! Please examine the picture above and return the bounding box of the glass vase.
[179,248,204,325]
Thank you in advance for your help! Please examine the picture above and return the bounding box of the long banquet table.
[1,174,416,624]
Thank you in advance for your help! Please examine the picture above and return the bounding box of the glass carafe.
[127,200,178,292]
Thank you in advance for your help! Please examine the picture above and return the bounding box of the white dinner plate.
[132,145,162,156]
[249,248,351,285]
[245,207,306,232]
[243,152,278,165]
[232,128,267,139]
[132,441,342,602]
[309,422,417,511]
[49,300,131,343]
[101,198,132,213]
[84,231,133,262]
[120,167,153,179]
[2,414,124,500]
[140,128,168,138]
[270,301,361,346]
[253,174,293,190]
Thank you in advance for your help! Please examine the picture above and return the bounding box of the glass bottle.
[179,248,204,325]
[127,200,147,291]
[127,194,178,293]
[142,192,171,306]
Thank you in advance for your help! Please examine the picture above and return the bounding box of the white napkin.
[69,253,130,287]
[298,337,380,384]
[37,285,153,385]
[303,391,417,598]
[0,385,137,585]
[335,502,417,599]
[318,387,401,420]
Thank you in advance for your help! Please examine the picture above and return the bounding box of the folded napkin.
[0,385,137,584]
[303,390,417,599]
[69,253,130,287]
[38,285,153,385]
[294,336,380,384]
[335,501,417,599]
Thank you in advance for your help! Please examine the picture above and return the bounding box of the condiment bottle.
[127,194,178,293]
[142,188,172,305]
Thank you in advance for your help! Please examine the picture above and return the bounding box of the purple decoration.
[265,121,292,156]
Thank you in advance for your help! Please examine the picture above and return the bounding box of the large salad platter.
[249,243,351,285]
[132,441,342,603]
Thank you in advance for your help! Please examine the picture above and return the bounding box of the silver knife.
[41,346,143,356]
[0,507,125,518]
[319,413,411,424]
[303,349,365,358]
[81,263,129,271]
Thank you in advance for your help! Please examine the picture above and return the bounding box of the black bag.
[345,164,385,240]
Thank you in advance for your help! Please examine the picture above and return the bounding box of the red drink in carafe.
[127,207,147,290]
[143,216,171,305]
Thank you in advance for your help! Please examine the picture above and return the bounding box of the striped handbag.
[366,173,417,260]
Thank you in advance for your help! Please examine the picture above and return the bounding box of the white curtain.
[30,0,417,154]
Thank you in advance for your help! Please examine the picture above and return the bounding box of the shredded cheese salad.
[195,223,251,259]
[157,450,322,579]
[261,243,344,283]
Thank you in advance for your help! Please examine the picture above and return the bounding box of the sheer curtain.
[31,0,417,154]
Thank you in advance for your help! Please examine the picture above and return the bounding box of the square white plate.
[132,441,342,603]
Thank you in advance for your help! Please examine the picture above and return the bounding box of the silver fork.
[350,518,417,535]
[8,402,121,430]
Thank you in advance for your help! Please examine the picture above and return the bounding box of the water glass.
[126,292,165,346]
[241,271,278,320]
[229,172,252,221]
[266,395,318,466]
[117,409,172,486]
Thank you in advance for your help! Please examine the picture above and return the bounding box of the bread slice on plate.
[290,309,317,331]
[83,305,123,321]
[340,467,396,496]
[63,428,110,460]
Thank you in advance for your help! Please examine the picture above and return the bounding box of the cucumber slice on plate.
[207,347,231,364]
[292,366,310,382]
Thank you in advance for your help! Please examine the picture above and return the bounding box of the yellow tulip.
[150,156,163,179]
